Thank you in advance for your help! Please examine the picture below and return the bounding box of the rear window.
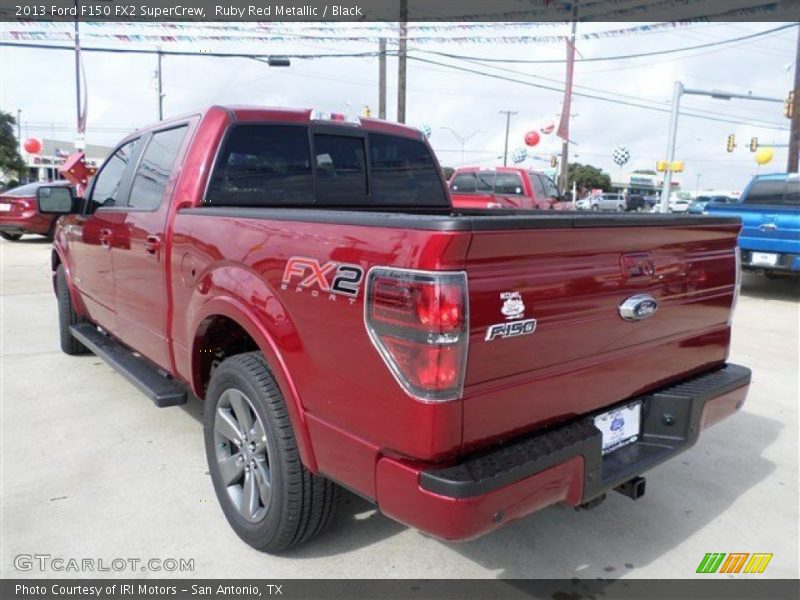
[450,172,476,193]
[369,134,448,206]
[205,124,447,208]
[3,182,46,196]
[744,178,800,207]
[495,172,524,195]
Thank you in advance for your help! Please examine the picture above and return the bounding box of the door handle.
[759,223,777,231]
[144,234,162,255]
[99,228,112,248]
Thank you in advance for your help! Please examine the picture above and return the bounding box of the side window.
[450,172,476,193]
[86,138,141,213]
[128,126,187,210]
[206,125,314,206]
[530,174,547,199]
[495,172,524,195]
[313,134,367,203]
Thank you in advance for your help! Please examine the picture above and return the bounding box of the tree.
[0,111,26,182]
[442,166,455,181]
[568,162,612,197]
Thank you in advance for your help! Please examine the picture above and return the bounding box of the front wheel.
[56,265,89,355]
[0,232,22,241]
[204,352,340,553]
[591,204,599,211]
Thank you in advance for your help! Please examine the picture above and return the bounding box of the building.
[22,139,112,182]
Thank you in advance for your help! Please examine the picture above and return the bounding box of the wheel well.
[193,315,259,398]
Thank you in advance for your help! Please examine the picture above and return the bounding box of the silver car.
[591,193,626,211]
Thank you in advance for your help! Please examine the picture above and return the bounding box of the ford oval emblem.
[619,294,658,321]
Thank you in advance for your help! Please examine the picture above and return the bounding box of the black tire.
[56,265,89,355]
[204,352,340,553]
[0,232,22,241]
[591,204,599,211]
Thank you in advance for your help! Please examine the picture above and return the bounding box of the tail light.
[365,267,468,402]
[729,246,741,326]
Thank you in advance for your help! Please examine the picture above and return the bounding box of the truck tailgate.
[462,218,741,448]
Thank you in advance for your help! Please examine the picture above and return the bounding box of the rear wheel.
[0,232,22,241]
[204,352,340,553]
[591,204,599,211]
[56,265,89,355]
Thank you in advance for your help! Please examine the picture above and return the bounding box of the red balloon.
[23,138,42,154]
[524,130,540,147]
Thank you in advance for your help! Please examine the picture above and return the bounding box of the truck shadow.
[291,411,780,573]
[740,272,800,302]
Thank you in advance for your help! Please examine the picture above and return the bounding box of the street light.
[658,82,784,213]
[440,127,484,165]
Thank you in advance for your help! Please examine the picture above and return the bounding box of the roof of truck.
[127,105,424,140]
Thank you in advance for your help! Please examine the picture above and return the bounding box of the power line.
[410,24,797,64]
[413,50,790,130]
[0,41,381,60]
[404,54,790,132]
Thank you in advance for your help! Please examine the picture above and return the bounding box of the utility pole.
[500,110,517,166]
[397,0,408,123]
[16,109,22,155]
[378,38,387,119]
[73,0,84,149]
[788,24,800,172]
[559,5,578,193]
[157,47,164,121]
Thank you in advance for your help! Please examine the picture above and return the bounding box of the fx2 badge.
[282,257,364,304]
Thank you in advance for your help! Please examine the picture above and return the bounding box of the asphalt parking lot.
[1,235,798,580]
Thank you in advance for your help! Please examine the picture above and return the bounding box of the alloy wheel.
[213,388,271,522]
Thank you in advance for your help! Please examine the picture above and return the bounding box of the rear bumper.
[740,249,800,272]
[375,364,750,541]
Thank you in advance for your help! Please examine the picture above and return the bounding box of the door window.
[86,138,141,214]
[128,126,188,210]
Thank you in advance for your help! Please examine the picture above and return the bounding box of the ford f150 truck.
[706,173,799,276]
[39,106,751,553]
[448,166,567,210]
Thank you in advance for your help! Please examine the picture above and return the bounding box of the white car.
[576,198,591,210]
[669,198,691,213]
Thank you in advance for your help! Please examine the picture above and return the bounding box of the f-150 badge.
[486,291,536,341]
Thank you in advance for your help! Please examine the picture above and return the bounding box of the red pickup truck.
[39,106,750,553]
[449,166,567,210]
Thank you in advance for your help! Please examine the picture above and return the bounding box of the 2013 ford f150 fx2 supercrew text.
[39,106,751,553]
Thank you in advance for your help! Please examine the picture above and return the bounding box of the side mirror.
[37,186,76,215]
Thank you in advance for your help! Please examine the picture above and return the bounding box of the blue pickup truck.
[706,173,799,277]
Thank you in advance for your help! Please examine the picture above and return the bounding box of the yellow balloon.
[755,147,774,165]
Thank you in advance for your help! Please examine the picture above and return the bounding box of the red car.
[449,166,567,210]
[0,180,73,241]
[40,107,750,553]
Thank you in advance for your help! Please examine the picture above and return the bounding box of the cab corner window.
[128,126,188,211]
[86,138,141,213]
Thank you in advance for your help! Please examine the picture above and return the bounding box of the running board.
[70,323,187,407]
